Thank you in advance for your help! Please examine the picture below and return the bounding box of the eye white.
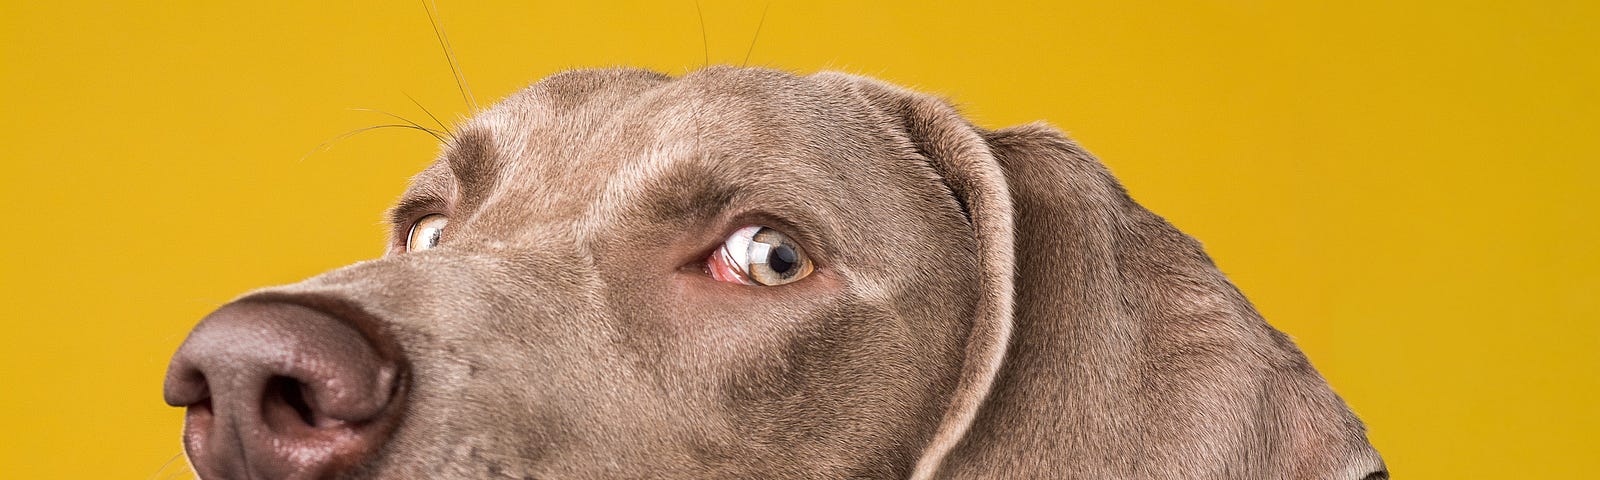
[722,225,762,273]
[406,214,449,252]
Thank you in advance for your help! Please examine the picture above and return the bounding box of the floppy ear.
[820,72,1385,479]
[812,72,1018,480]
[968,125,1386,479]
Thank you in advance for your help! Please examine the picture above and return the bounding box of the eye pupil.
[426,229,442,248]
[768,244,797,276]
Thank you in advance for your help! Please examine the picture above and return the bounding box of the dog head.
[164,66,1383,479]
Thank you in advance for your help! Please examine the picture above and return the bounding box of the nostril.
[164,366,210,409]
[265,376,318,429]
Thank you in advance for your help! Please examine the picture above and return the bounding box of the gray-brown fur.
[167,66,1383,479]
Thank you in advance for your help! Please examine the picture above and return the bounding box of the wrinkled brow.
[386,128,505,226]
[618,157,834,259]
[382,133,495,222]
[385,165,451,229]
[633,160,740,223]
[442,129,503,213]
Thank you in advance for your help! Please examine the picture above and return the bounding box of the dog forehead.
[461,66,854,160]
[422,67,893,228]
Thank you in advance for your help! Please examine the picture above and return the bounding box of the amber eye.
[707,226,815,286]
[405,214,449,252]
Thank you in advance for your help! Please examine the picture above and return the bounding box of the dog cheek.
[710,302,948,472]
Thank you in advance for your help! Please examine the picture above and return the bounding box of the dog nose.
[164,299,407,480]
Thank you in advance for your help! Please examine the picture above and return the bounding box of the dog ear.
[812,72,1018,480]
[973,124,1385,479]
[818,72,1384,479]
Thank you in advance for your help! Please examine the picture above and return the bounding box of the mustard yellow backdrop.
[2,1,1594,478]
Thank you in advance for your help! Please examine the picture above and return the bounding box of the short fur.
[171,66,1384,479]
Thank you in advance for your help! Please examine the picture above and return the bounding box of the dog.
[163,66,1385,479]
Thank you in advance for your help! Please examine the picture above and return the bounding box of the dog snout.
[163,299,408,480]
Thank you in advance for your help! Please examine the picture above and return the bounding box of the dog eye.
[405,214,449,252]
[707,226,814,286]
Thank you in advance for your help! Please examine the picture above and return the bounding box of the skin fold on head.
[163,66,1385,479]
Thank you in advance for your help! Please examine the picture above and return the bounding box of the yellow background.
[2,1,1594,478]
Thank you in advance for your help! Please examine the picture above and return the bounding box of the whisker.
[300,124,448,162]
[146,452,188,480]
[157,462,197,480]
[349,107,449,142]
[404,91,453,134]
[694,0,710,67]
[742,2,771,67]
[425,0,476,111]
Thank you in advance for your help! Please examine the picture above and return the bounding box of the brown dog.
[163,66,1385,479]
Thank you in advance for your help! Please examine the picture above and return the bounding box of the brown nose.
[164,298,407,480]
